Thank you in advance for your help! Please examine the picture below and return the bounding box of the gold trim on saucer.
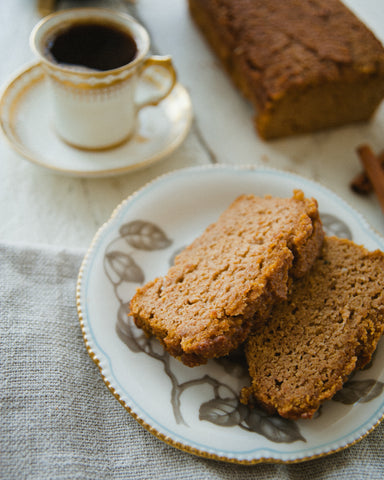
[0,61,192,178]
[56,127,135,152]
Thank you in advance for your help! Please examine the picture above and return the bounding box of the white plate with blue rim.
[76,165,384,464]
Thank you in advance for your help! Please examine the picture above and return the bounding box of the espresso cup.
[30,8,177,150]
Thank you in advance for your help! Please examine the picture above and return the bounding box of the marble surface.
[1,0,384,250]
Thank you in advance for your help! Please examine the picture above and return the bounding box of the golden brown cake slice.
[130,191,324,366]
[241,236,384,419]
[189,0,384,139]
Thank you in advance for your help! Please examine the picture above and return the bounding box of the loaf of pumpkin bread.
[241,236,384,419]
[188,0,384,139]
[130,191,324,366]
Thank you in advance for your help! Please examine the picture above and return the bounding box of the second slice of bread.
[241,236,384,419]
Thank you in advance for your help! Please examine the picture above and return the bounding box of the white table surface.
[1,0,384,250]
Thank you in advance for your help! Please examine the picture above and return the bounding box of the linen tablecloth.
[1,241,384,479]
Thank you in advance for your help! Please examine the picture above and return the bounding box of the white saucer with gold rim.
[0,62,193,177]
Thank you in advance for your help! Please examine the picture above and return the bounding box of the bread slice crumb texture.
[241,236,384,419]
[130,191,323,366]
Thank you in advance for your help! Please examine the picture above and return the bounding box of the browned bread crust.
[241,236,384,419]
[130,191,324,366]
[188,0,384,139]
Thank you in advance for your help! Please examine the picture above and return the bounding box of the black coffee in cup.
[46,21,137,71]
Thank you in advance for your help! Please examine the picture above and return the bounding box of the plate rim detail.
[76,164,384,464]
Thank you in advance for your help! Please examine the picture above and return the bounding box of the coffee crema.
[46,21,138,71]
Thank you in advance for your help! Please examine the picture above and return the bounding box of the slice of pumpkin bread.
[241,236,384,419]
[130,190,324,366]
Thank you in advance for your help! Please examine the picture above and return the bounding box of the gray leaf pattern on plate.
[119,220,172,250]
[105,250,145,284]
[333,379,384,405]
[241,408,306,443]
[200,397,248,427]
[116,303,144,353]
[169,245,185,266]
[321,213,352,239]
[106,216,381,445]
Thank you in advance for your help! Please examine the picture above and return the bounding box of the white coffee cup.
[30,8,177,150]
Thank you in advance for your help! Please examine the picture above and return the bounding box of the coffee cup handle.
[135,55,177,110]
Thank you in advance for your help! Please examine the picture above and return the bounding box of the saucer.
[0,62,193,177]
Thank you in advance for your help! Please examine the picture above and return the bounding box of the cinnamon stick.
[351,149,384,194]
[358,144,384,214]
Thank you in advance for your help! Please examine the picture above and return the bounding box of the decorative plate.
[77,165,384,464]
[0,62,192,177]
